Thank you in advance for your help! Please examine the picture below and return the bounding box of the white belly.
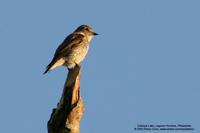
[64,44,89,68]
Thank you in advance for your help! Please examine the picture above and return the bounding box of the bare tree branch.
[48,65,84,133]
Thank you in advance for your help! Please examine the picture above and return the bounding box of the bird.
[43,25,98,74]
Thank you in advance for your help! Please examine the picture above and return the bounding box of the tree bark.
[48,65,84,133]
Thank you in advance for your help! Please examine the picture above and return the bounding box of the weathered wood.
[48,65,84,133]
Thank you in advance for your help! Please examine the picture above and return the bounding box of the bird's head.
[75,25,98,37]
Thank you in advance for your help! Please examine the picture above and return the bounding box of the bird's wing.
[54,32,84,56]
[43,33,84,74]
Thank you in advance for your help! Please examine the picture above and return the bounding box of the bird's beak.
[93,32,98,35]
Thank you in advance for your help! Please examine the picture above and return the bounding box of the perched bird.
[43,25,98,74]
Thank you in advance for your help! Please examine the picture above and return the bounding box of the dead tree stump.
[48,65,84,133]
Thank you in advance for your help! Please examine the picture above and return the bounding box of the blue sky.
[0,0,199,132]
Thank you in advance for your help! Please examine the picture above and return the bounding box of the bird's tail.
[43,58,57,74]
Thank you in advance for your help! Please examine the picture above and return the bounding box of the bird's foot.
[75,63,81,69]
